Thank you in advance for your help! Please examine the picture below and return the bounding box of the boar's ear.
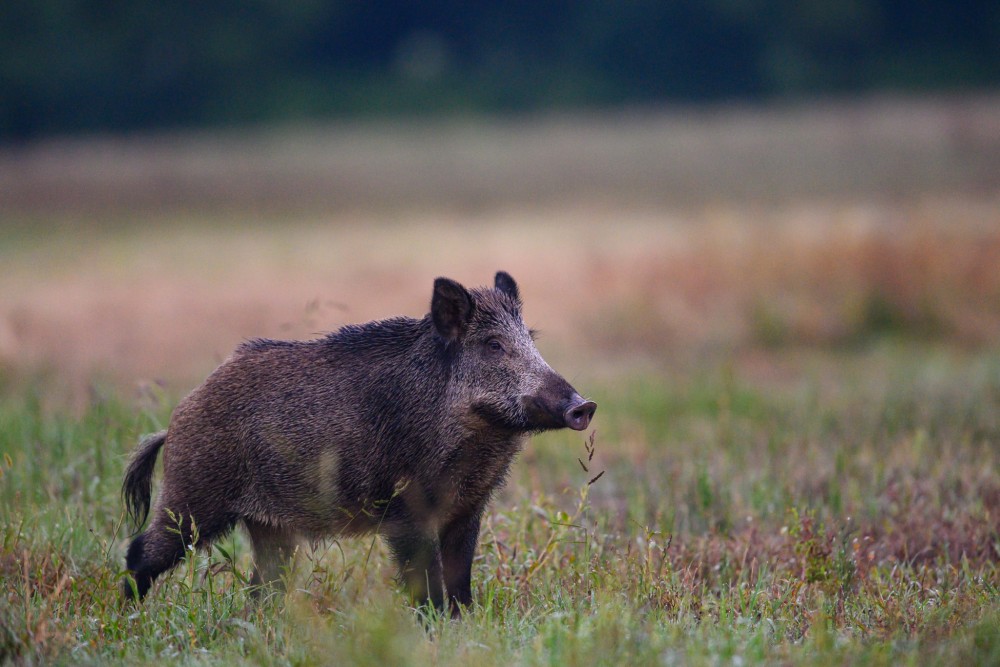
[494,271,520,304]
[432,277,474,341]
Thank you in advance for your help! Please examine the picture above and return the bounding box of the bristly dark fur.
[122,431,166,533]
[119,271,594,614]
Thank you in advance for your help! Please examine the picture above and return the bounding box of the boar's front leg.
[244,518,298,595]
[440,511,482,617]
[386,530,445,611]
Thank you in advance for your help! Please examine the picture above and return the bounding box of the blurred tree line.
[1,0,998,139]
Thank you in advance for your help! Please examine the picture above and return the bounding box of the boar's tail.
[122,430,167,533]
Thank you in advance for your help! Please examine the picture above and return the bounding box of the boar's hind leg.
[440,512,483,617]
[244,519,298,594]
[123,522,184,600]
[123,505,236,600]
[386,531,445,611]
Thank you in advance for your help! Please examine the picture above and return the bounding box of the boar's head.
[432,271,596,434]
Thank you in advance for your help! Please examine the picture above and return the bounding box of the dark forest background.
[1,1,998,140]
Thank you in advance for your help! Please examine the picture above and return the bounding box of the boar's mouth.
[470,400,531,433]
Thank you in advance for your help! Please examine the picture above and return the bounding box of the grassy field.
[1,97,999,664]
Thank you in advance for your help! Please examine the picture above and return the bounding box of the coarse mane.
[326,315,430,353]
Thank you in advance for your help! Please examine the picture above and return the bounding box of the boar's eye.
[486,338,506,355]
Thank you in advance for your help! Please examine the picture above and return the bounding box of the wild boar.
[122,271,595,615]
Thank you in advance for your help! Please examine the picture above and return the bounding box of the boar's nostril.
[564,400,597,431]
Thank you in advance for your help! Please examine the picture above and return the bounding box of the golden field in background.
[0,197,998,390]
[1,96,998,398]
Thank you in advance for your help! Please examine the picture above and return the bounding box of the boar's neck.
[322,316,453,445]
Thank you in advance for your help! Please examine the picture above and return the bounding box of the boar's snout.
[564,395,597,431]
[522,374,597,433]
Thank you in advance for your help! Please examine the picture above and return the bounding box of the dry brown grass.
[586,197,1000,354]
[2,197,999,400]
